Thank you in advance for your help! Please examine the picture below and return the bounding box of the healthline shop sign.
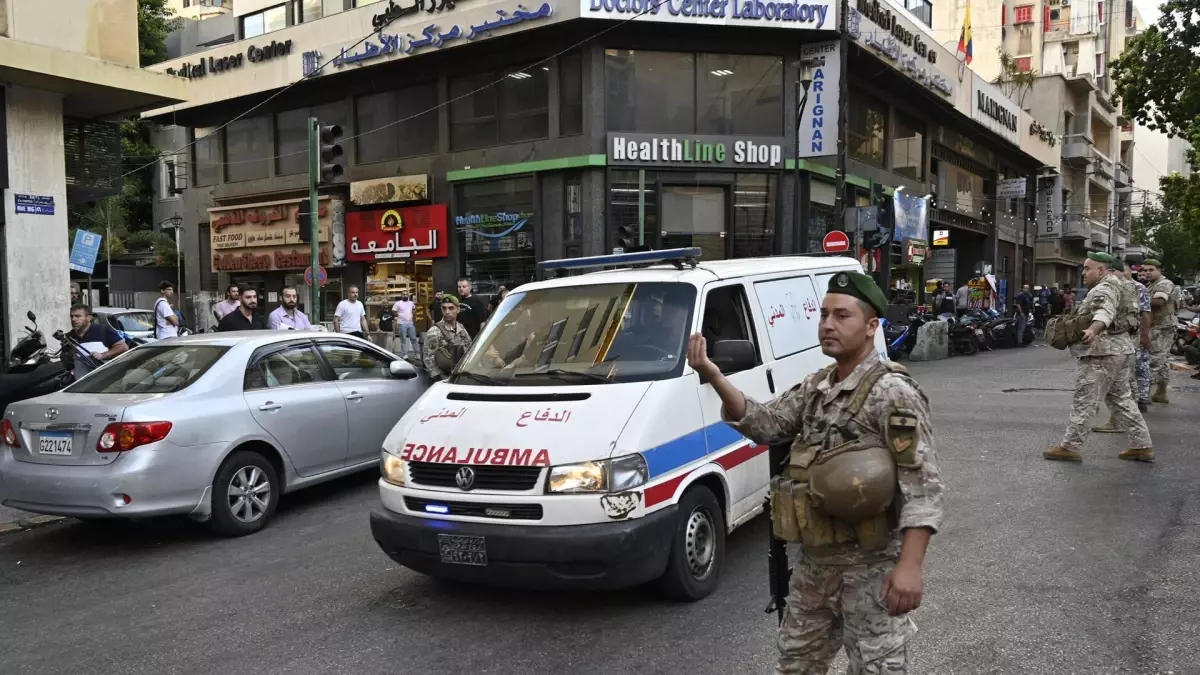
[609,133,785,168]
[581,0,835,28]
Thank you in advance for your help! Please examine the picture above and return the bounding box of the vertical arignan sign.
[797,41,840,159]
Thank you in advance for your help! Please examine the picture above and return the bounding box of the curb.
[0,515,68,536]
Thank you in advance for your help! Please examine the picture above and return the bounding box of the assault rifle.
[765,441,792,625]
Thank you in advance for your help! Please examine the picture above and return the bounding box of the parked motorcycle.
[881,313,932,360]
[0,312,74,414]
[1172,311,1197,356]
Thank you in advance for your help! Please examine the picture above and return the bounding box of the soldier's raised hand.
[686,333,720,381]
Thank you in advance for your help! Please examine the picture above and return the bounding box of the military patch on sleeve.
[887,411,920,467]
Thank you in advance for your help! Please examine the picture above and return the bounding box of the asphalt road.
[1,346,1198,675]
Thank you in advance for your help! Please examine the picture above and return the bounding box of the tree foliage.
[1130,180,1200,280]
[992,48,1038,108]
[1112,0,1200,280]
[137,0,183,68]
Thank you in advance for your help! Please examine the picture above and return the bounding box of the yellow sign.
[350,175,428,206]
[211,231,245,250]
[380,209,403,232]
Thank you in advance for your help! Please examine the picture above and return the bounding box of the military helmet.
[808,445,897,522]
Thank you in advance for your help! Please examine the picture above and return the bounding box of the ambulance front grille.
[405,497,543,520]
[408,462,543,491]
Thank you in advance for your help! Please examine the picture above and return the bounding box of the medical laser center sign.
[581,0,836,28]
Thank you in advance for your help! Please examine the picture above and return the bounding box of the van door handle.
[766,369,776,394]
[345,392,364,401]
[258,402,282,412]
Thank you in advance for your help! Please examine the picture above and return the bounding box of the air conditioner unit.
[1061,0,1070,6]
[1050,9,1061,19]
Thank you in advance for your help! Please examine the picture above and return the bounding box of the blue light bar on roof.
[538,247,703,272]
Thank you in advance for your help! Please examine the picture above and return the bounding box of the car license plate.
[438,534,487,566]
[38,431,73,456]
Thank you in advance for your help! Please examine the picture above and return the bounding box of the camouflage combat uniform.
[1132,279,1151,405]
[1061,277,1151,452]
[1147,277,1178,387]
[421,319,472,380]
[725,351,944,674]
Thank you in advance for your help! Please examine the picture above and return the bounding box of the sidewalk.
[0,503,64,534]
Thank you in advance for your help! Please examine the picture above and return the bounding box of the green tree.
[137,0,183,68]
[992,48,1038,108]
[1130,193,1200,280]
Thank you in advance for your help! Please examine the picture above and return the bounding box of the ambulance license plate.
[438,534,487,566]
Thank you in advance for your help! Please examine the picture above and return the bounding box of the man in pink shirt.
[392,293,418,359]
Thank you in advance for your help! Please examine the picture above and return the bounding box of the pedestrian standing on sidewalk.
[217,288,268,331]
[1044,252,1153,463]
[1015,285,1033,346]
[689,271,944,674]
[154,281,180,340]
[392,293,418,359]
[456,278,489,339]
[212,284,240,323]
[955,282,970,316]
[422,294,472,382]
[334,285,369,339]
[1141,259,1178,404]
[267,286,312,331]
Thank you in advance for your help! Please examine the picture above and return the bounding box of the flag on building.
[957,1,974,65]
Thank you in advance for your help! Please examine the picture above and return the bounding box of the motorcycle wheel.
[954,338,979,356]
[1171,339,1184,356]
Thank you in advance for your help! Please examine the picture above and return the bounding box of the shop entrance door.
[660,185,728,262]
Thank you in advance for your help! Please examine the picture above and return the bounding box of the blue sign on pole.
[69,230,103,275]
[15,194,55,215]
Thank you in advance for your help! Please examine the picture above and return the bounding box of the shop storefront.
[454,177,539,293]
[606,133,785,260]
[208,197,344,321]
[346,203,449,332]
[889,190,930,303]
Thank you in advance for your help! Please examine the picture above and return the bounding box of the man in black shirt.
[217,288,268,331]
[68,304,129,377]
[456,278,489,338]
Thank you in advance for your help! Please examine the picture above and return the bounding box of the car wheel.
[210,450,278,537]
[658,485,725,602]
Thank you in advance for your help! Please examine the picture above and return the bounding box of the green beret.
[1111,258,1124,271]
[440,294,460,305]
[827,271,888,318]
[1087,252,1113,264]
[1143,258,1162,268]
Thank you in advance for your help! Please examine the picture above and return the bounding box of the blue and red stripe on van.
[641,422,766,507]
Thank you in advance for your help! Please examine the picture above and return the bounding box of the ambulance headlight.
[546,454,648,494]
[381,450,406,486]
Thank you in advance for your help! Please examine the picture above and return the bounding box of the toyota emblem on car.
[44,408,58,421]
[455,466,476,490]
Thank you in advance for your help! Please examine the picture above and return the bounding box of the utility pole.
[306,117,321,322]
[833,0,850,230]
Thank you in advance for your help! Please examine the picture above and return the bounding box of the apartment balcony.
[1062,213,1091,239]
[1089,220,1111,250]
[1063,134,1093,168]
[1092,152,1114,179]
[1115,163,1131,187]
[1096,91,1117,114]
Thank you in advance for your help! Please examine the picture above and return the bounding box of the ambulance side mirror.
[711,339,756,375]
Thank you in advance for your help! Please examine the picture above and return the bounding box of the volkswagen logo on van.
[455,466,476,491]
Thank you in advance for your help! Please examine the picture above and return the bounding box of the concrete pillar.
[3,86,70,349]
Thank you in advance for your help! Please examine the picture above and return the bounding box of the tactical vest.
[1106,276,1139,335]
[1149,280,1178,327]
[768,360,915,556]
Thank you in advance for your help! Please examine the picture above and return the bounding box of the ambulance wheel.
[659,485,724,601]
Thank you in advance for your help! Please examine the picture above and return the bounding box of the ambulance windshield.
[453,282,697,386]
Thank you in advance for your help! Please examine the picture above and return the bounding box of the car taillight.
[1,419,19,448]
[97,422,172,453]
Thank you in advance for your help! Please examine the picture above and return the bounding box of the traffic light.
[297,210,313,243]
[864,185,894,250]
[319,123,344,183]
[617,224,636,250]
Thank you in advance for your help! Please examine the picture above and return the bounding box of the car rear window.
[110,312,155,333]
[66,345,229,394]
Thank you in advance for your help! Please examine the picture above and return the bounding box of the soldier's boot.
[1091,416,1122,433]
[1043,446,1082,462]
[1137,401,1149,412]
[1151,383,1169,403]
[1118,447,1155,463]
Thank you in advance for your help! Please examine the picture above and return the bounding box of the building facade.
[145,0,1053,330]
[1,0,185,359]
[168,0,232,22]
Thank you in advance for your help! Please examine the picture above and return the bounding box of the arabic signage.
[346,204,449,261]
[608,133,785,168]
[350,175,429,205]
[14,194,54,215]
[846,1,953,99]
[971,74,1020,146]
[997,177,1028,199]
[904,238,928,266]
[581,0,835,29]
[209,198,337,272]
[167,40,293,80]
[373,0,459,29]
[304,1,553,75]
[1030,120,1057,147]
[797,41,841,159]
[754,275,822,359]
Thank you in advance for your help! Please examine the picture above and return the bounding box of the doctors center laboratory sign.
[582,0,835,28]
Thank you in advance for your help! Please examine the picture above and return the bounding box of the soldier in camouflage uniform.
[1141,259,1178,403]
[687,271,944,674]
[1092,261,1151,432]
[422,294,473,381]
[1044,252,1153,463]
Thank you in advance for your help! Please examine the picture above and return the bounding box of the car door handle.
[766,368,776,394]
[258,402,283,412]
[345,392,364,401]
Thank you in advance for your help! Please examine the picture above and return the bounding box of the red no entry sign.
[822,230,851,253]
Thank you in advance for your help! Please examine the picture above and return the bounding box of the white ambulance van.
[370,249,886,600]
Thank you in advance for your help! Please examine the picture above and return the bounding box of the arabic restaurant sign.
[305,1,554,76]
[347,205,449,261]
[209,198,336,272]
[582,0,835,29]
[846,1,953,99]
[351,175,429,205]
[609,133,785,168]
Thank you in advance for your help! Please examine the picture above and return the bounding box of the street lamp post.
[793,58,816,253]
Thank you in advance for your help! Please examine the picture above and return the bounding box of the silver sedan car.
[0,331,429,536]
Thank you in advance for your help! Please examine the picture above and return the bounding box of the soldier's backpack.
[1045,312,1090,350]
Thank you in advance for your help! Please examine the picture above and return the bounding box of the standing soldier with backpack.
[422,293,472,382]
[1092,259,1152,432]
[1141,259,1178,404]
[1044,253,1153,463]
